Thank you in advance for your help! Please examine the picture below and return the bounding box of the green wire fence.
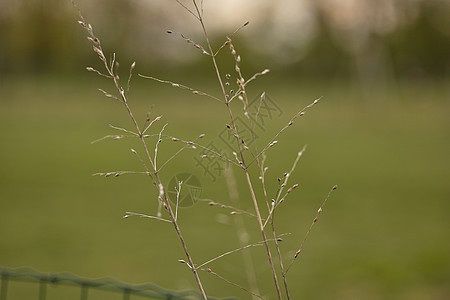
[0,267,237,300]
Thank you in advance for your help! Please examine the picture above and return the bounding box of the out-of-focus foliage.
[0,0,449,81]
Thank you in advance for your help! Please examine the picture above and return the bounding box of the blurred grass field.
[0,74,449,299]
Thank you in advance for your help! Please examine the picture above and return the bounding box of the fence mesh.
[0,267,237,300]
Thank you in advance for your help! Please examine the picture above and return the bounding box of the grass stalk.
[73,3,208,298]
[224,166,261,299]
[75,0,336,298]
[187,2,283,297]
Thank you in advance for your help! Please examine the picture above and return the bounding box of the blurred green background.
[1,0,449,299]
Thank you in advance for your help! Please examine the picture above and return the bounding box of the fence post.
[0,274,8,300]
[122,288,130,300]
[39,279,47,300]
[80,284,88,300]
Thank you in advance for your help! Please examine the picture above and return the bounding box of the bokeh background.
[1,0,449,299]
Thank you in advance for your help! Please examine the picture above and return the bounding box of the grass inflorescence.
[72,1,337,299]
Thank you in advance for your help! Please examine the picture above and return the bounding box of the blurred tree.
[386,1,450,81]
[289,7,352,80]
[0,0,448,82]
[0,0,84,74]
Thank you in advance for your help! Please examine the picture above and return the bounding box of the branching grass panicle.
[72,0,338,299]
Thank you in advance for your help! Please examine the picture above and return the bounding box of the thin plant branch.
[74,3,208,297]
[175,0,199,20]
[142,115,162,136]
[158,135,241,171]
[109,124,139,136]
[175,180,183,221]
[285,185,338,274]
[123,211,171,223]
[224,166,261,299]
[126,61,136,94]
[263,145,307,228]
[192,5,283,298]
[92,170,151,177]
[197,234,290,269]
[199,199,257,218]
[90,134,133,144]
[130,148,154,184]
[98,88,120,101]
[201,268,264,300]
[138,74,223,103]
[227,69,270,104]
[213,21,250,57]
[154,123,168,170]
[248,97,321,167]
[86,67,113,78]
[166,30,210,56]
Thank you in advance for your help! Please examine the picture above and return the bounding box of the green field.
[1,74,449,299]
